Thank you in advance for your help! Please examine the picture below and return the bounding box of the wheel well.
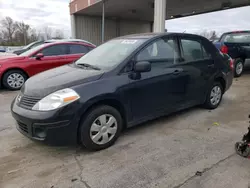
[235,57,246,63]
[2,68,29,84]
[77,99,127,143]
[215,77,226,93]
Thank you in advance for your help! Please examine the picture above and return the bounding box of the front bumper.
[11,99,81,145]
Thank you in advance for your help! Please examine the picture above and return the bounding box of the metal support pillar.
[153,0,166,32]
[70,14,76,38]
[101,0,105,43]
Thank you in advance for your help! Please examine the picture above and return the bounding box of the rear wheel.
[79,105,123,151]
[3,70,27,90]
[234,58,244,77]
[204,82,223,109]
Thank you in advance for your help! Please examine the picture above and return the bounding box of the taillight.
[220,45,228,54]
[229,59,234,70]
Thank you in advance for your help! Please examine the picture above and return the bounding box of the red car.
[0,41,95,90]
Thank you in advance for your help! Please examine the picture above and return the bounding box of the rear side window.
[41,45,68,56]
[180,39,210,62]
[69,44,89,54]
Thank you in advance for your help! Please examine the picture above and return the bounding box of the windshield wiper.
[76,63,101,70]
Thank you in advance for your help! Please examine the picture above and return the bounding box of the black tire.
[234,58,244,77]
[235,142,250,158]
[79,105,123,151]
[203,82,223,109]
[3,70,27,90]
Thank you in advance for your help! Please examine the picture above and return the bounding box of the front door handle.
[172,69,183,75]
[208,64,215,68]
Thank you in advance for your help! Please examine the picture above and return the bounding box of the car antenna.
[183,30,186,33]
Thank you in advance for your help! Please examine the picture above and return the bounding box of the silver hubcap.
[7,73,25,89]
[236,62,243,75]
[210,86,222,106]
[90,114,118,145]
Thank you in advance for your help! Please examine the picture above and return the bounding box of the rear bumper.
[0,72,3,89]
[11,99,82,145]
[224,71,233,92]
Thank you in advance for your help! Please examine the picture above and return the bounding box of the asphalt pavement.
[1,72,250,188]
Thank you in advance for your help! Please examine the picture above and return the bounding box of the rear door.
[127,36,190,119]
[178,36,215,103]
[68,44,90,62]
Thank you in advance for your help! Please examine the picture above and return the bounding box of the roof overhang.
[70,0,250,21]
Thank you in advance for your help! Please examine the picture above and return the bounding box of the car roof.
[45,39,96,47]
[39,41,92,48]
[117,32,204,40]
[222,30,250,35]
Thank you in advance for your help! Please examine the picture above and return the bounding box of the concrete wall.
[74,15,151,45]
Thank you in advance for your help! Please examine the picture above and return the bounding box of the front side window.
[136,38,179,68]
[181,39,210,62]
[41,44,68,56]
[69,44,89,54]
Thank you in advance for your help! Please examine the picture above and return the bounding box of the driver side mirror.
[36,53,44,60]
[134,61,151,72]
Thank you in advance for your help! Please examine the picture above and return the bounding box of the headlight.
[32,88,80,111]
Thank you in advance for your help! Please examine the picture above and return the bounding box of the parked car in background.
[12,39,96,55]
[11,33,233,150]
[6,46,24,53]
[0,46,6,52]
[12,41,44,55]
[214,31,250,77]
[0,41,95,90]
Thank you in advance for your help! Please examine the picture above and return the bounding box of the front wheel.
[234,58,244,77]
[79,105,123,151]
[3,70,27,90]
[203,82,223,109]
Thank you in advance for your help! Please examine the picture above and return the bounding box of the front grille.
[17,121,28,133]
[18,95,41,110]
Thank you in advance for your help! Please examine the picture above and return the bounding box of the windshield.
[23,41,37,49]
[19,44,47,56]
[222,32,250,43]
[75,38,146,70]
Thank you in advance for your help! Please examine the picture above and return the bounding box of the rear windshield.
[221,33,250,43]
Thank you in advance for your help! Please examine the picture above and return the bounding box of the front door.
[27,44,69,76]
[128,36,190,120]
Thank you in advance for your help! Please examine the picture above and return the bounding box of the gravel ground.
[1,71,250,188]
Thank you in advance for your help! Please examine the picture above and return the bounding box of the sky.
[0,0,71,37]
[166,6,250,36]
[0,0,250,38]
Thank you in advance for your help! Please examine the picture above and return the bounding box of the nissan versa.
[11,33,233,150]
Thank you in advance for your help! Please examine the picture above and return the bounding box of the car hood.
[0,55,24,61]
[21,64,105,97]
